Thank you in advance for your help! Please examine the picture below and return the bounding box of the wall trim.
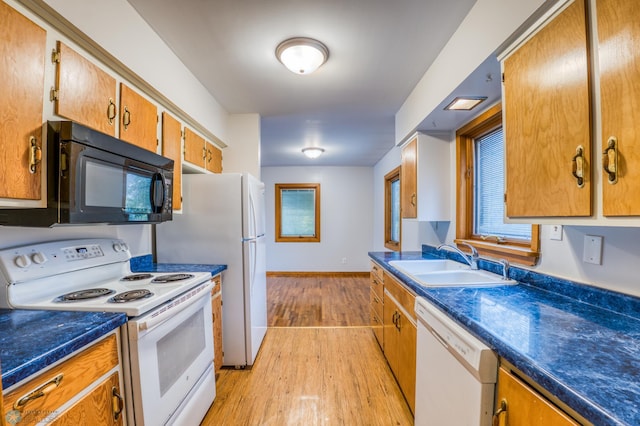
[267,271,369,278]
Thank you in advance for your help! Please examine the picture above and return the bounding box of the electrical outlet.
[583,235,603,265]
[550,225,563,241]
[341,257,347,264]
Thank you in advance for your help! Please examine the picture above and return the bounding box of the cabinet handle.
[603,136,618,184]
[207,148,212,162]
[122,106,131,130]
[112,386,124,420]
[410,193,416,207]
[202,146,207,161]
[29,136,42,174]
[14,373,64,412]
[492,399,508,426]
[107,98,116,125]
[571,145,585,188]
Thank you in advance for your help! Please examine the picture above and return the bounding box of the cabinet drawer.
[384,272,416,321]
[370,289,383,320]
[370,262,384,282]
[370,270,384,301]
[3,334,119,424]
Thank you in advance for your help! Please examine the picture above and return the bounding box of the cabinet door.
[211,274,223,374]
[598,0,640,215]
[401,138,417,218]
[50,373,124,426]
[382,295,399,376]
[119,83,158,152]
[503,0,591,217]
[495,368,579,426]
[55,41,117,136]
[397,312,416,414]
[0,2,45,200]
[162,112,182,211]
[205,142,223,173]
[184,127,206,168]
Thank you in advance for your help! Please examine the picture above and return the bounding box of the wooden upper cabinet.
[598,0,640,216]
[55,41,117,136]
[0,3,46,201]
[184,127,206,168]
[119,83,158,152]
[162,112,182,211]
[401,138,417,218]
[206,142,222,173]
[503,0,591,217]
[184,127,223,173]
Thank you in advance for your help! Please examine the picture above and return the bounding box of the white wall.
[262,167,373,272]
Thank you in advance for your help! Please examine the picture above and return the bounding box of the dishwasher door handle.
[428,326,449,349]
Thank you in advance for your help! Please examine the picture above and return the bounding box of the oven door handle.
[137,280,213,333]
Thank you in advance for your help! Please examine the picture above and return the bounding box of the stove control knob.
[31,252,47,265]
[113,243,124,252]
[14,254,31,268]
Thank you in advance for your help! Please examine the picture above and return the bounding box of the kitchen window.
[275,183,321,242]
[385,167,401,251]
[455,104,539,265]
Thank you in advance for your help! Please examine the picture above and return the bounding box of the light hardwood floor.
[201,274,414,425]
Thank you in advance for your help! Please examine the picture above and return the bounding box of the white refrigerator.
[155,172,267,367]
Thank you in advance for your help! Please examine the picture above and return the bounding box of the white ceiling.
[126,0,494,167]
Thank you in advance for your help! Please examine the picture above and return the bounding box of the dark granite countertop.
[0,310,126,389]
[369,249,640,426]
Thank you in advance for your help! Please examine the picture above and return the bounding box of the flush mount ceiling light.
[276,37,329,75]
[444,96,488,111]
[302,147,325,159]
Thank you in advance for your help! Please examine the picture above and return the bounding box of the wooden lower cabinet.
[494,367,579,426]
[382,272,416,414]
[2,333,123,425]
[49,373,123,425]
[211,274,223,374]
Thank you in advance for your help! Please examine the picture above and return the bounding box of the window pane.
[474,128,531,239]
[391,179,400,242]
[281,189,316,237]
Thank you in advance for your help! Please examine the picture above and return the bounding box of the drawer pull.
[112,387,124,420]
[603,136,618,184]
[14,373,64,411]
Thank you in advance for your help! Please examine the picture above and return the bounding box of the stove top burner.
[109,289,154,303]
[55,288,116,302]
[151,273,195,283]
[121,273,153,281]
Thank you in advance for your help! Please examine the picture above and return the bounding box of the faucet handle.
[498,259,510,280]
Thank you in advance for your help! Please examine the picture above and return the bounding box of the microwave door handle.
[150,173,165,213]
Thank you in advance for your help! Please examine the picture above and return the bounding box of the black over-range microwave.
[0,121,174,227]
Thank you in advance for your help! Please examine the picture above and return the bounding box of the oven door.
[125,282,215,426]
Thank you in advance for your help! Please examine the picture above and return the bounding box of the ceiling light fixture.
[302,147,325,159]
[276,37,329,75]
[444,96,488,111]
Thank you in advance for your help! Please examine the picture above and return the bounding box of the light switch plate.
[583,235,603,265]
[550,225,563,241]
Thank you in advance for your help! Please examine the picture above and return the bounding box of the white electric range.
[0,238,216,426]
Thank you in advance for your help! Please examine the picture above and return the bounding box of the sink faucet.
[498,259,510,280]
[437,242,479,270]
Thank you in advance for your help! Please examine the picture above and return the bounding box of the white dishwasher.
[415,296,498,426]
